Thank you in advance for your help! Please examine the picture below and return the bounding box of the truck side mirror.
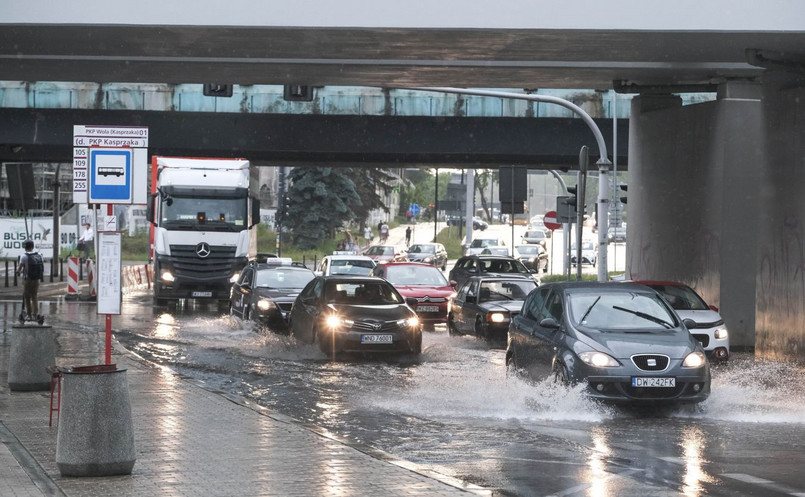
[146,193,157,224]
[250,197,261,228]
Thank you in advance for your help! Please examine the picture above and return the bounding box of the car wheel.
[505,350,518,376]
[411,332,422,355]
[447,315,460,336]
[553,361,571,385]
[316,327,337,360]
[474,317,487,339]
[243,305,251,321]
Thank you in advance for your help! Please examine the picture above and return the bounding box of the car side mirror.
[450,280,458,288]
[682,318,697,329]
[709,304,719,312]
[539,317,561,329]
[405,297,419,308]
[529,269,537,274]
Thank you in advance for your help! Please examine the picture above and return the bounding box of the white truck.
[147,157,260,304]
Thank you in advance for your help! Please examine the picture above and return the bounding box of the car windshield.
[568,291,678,331]
[478,280,536,302]
[408,244,435,254]
[525,231,543,238]
[648,284,710,311]
[480,259,530,274]
[384,265,449,286]
[470,238,499,248]
[161,194,246,232]
[571,241,596,251]
[330,259,374,275]
[516,246,538,255]
[255,269,314,289]
[367,246,394,255]
[324,281,403,305]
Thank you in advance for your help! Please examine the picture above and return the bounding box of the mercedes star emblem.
[196,242,211,258]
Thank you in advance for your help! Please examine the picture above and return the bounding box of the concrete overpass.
[2,0,805,359]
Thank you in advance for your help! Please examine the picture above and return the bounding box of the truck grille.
[168,244,239,280]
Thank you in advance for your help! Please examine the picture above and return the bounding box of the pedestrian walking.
[405,226,412,246]
[16,239,44,323]
[77,221,94,262]
[380,222,389,243]
[364,225,373,248]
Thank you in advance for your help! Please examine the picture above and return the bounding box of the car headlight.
[229,272,240,283]
[160,270,175,283]
[578,351,619,368]
[398,316,420,328]
[257,298,275,311]
[714,327,728,340]
[423,256,433,263]
[487,312,509,323]
[682,351,707,368]
[325,315,354,330]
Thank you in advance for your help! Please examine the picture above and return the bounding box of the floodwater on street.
[4,295,805,496]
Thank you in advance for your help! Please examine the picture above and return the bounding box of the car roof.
[630,280,687,287]
[544,281,657,293]
[465,274,536,282]
[460,254,518,261]
[378,261,437,268]
[253,262,311,271]
[326,255,374,261]
[321,274,386,283]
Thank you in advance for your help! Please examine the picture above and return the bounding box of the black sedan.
[229,259,316,332]
[506,282,711,405]
[514,244,549,273]
[448,276,537,341]
[448,255,536,288]
[289,275,422,359]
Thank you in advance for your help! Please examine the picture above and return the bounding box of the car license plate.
[361,334,393,344]
[191,291,213,298]
[417,305,440,313]
[632,377,676,387]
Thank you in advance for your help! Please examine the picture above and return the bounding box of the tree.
[284,167,361,250]
[400,169,451,220]
[473,169,498,221]
[349,168,397,224]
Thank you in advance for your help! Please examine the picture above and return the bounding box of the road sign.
[73,125,148,204]
[409,203,421,216]
[543,210,561,231]
[89,148,132,202]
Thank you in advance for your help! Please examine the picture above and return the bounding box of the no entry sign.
[543,211,561,231]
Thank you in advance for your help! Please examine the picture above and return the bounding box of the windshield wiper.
[612,305,673,329]
[580,296,601,323]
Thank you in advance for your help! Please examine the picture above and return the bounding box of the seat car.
[465,236,507,256]
[633,281,729,361]
[229,258,316,333]
[570,240,597,267]
[506,282,711,405]
[316,254,376,276]
[521,229,548,246]
[289,275,422,358]
[514,244,549,273]
[405,243,448,270]
[448,276,537,341]
[371,262,456,331]
[363,244,408,263]
[448,255,535,288]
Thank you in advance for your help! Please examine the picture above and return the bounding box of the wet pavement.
[0,293,487,497]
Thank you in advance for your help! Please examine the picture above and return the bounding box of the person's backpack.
[26,252,44,281]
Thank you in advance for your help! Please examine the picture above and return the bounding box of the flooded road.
[6,294,805,496]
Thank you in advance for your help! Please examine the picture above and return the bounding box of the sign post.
[543,211,561,275]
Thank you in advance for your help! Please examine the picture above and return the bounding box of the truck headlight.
[160,270,175,283]
[714,327,728,340]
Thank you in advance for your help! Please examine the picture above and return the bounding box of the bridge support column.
[626,82,763,349]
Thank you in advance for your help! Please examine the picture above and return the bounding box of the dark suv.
[448,255,536,287]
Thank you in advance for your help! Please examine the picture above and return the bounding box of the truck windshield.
[161,195,247,231]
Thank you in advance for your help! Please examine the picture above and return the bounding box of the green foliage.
[350,168,397,223]
[121,230,150,261]
[434,225,466,259]
[284,167,362,250]
[400,169,451,220]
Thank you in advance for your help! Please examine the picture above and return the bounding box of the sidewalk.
[1,303,487,496]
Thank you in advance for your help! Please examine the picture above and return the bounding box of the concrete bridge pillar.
[626,82,763,349]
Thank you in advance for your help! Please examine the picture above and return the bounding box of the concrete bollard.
[8,325,55,391]
[55,365,136,476]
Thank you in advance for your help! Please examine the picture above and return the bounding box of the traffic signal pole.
[407,87,613,281]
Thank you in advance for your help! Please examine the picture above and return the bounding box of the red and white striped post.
[66,256,80,296]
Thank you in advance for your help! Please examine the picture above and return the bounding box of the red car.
[371,262,456,331]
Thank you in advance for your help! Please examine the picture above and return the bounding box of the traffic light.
[619,183,628,204]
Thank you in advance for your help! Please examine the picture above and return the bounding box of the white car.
[636,281,730,361]
[465,237,507,256]
[570,240,597,267]
[315,254,376,276]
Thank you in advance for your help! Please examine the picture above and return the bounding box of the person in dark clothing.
[16,239,44,322]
